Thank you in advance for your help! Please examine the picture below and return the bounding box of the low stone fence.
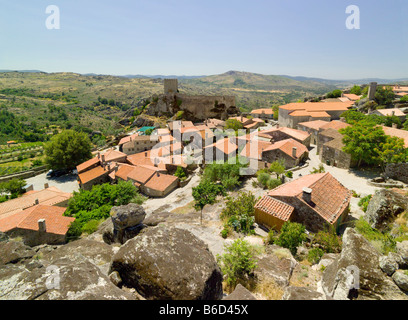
[179,175,193,188]
[385,163,408,184]
[0,165,48,183]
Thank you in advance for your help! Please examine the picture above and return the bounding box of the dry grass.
[253,278,284,300]
[170,200,196,214]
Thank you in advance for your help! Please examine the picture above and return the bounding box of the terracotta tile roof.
[204,137,238,156]
[280,101,353,112]
[309,111,331,118]
[168,121,194,131]
[252,118,265,123]
[240,140,273,160]
[319,128,342,140]
[126,151,168,171]
[269,173,351,224]
[375,108,405,117]
[143,173,179,192]
[263,138,308,159]
[127,166,156,185]
[0,187,72,219]
[255,195,294,221]
[320,120,351,131]
[0,205,74,235]
[228,116,252,125]
[342,94,361,101]
[102,149,127,162]
[251,109,274,115]
[259,127,310,142]
[381,126,408,147]
[76,156,100,174]
[119,133,139,146]
[298,120,330,130]
[78,166,108,185]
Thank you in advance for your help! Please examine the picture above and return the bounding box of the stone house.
[317,128,356,169]
[254,173,351,233]
[297,120,350,145]
[261,139,309,169]
[78,165,112,190]
[278,102,353,129]
[372,108,406,123]
[141,171,179,197]
[257,127,311,148]
[0,205,75,246]
[250,108,275,120]
[122,135,160,155]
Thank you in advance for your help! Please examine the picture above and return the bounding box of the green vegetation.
[192,180,226,224]
[326,89,343,98]
[310,163,325,174]
[217,239,258,289]
[225,119,243,132]
[312,227,342,253]
[350,85,362,96]
[220,192,256,235]
[400,95,408,103]
[340,121,408,169]
[202,160,246,190]
[44,130,93,170]
[174,166,187,181]
[0,178,26,198]
[274,221,307,255]
[355,217,397,255]
[65,180,139,240]
[375,86,395,106]
[307,248,324,264]
[358,195,372,212]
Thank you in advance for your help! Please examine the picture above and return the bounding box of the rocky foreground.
[1,199,408,300]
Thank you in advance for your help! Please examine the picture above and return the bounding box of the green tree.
[375,86,395,106]
[275,221,307,255]
[217,239,257,288]
[350,85,362,96]
[174,166,187,180]
[341,110,366,124]
[269,160,285,179]
[0,178,26,197]
[375,135,408,172]
[340,121,387,167]
[327,89,342,98]
[225,119,244,132]
[221,192,256,235]
[44,130,92,170]
[192,181,225,224]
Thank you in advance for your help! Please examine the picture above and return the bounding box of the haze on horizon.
[0,0,407,80]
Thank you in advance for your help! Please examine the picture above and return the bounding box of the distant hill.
[280,75,408,86]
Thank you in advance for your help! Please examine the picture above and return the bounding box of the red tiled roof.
[309,111,331,118]
[240,140,273,160]
[381,126,408,147]
[280,101,354,112]
[320,120,351,131]
[375,108,405,117]
[0,205,74,235]
[263,138,308,159]
[251,109,274,115]
[102,149,127,162]
[298,120,330,130]
[343,94,361,101]
[0,187,72,219]
[255,195,294,222]
[258,127,310,142]
[76,156,100,174]
[78,166,108,184]
[204,137,238,156]
[269,173,351,224]
[119,133,139,146]
[143,173,179,192]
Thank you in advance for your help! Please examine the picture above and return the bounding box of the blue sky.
[0,0,407,79]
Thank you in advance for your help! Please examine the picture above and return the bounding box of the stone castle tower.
[164,79,178,95]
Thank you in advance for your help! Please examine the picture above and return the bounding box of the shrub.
[81,219,101,234]
[275,222,307,255]
[312,227,342,253]
[285,171,293,179]
[174,166,187,180]
[307,248,324,264]
[221,192,256,235]
[355,217,396,254]
[217,239,257,289]
[358,195,372,212]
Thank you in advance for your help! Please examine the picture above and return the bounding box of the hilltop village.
[1,79,408,301]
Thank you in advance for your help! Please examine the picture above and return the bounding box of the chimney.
[115,165,119,172]
[44,183,49,189]
[35,198,39,205]
[156,172,160,177]
[38,219,46,233]
[145,151,148,157]
[101,154,105,164]
[292,147,297,158]
[392,111,395,117]
[277,124,280,129]
[97,152,100,159]
[241,116,243,122]
[302,187,312,203]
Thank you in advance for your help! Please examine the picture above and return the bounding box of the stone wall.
[385,163,408,184]
[145,94,239,122]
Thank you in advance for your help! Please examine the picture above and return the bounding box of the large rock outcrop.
[0,240,36,265]
[223,284,257,300]
[110,226,223,300]
[282,286,331,300]
[322,228,408,300]
[364,189,408,231]
[101,204,146,245]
